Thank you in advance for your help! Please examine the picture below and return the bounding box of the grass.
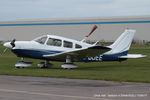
[0,45,150,82]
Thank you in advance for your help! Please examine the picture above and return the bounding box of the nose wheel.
[61,55,78,69]
[15,58,32,68]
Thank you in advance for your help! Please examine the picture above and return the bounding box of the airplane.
[3,25,146,69]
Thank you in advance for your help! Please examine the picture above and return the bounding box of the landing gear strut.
[61,55,78,69]
[37,60,53,68]
[15,58,32,68]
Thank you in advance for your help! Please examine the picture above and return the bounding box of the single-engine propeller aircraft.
[3,25,146,69]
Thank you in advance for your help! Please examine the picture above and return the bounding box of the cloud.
[0,0,150,21]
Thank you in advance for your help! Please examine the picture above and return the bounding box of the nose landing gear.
[15,58,32,68]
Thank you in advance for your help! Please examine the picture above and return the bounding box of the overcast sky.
[0,0,150,21]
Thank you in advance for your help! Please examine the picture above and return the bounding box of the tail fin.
[108,29,136,54]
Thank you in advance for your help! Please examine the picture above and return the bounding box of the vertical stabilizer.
[108,29,136,54]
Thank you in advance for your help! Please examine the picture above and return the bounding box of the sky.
[0,0,150,21]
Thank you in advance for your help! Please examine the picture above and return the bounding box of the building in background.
[0,16,150,43]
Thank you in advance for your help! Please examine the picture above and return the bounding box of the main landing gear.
[61,55,78,69]
[15,58,32,68]
[37,60,53,68]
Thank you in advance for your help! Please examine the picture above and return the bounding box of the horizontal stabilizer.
[119,54,147,58]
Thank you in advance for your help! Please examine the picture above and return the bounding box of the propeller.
[3,39,16,53]
[10,39,16,48]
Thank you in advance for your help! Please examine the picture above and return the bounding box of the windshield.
[34,36,47,44]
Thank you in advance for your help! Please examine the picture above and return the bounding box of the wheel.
[61,63,78,69]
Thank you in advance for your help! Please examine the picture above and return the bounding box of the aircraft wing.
[43,46,111,61]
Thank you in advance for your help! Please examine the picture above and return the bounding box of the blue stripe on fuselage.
[12,49,63,59]
[80,51,128,62]
[12,49,128,62]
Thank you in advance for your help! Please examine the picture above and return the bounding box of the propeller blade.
[85,25,98,37]
[3,48,8,53]
[81,25,98,42]
[10,39,16,48]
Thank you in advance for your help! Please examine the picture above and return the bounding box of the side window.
[75,44,82,48]
[35,36,47,44]
[63,41,73,48]
[47,38,62,47]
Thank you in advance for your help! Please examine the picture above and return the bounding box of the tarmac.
[0,75,149,100]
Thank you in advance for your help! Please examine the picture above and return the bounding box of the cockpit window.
[47,38,62,47]
[75,44,82,48]
[34,36,47,44]
[63,40,73,48]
